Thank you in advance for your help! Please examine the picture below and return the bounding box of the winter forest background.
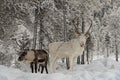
[0,0,120,69]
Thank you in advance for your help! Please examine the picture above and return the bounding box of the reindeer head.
[18,51,27,61]
[18,48,30,61]
[72,17,92,47]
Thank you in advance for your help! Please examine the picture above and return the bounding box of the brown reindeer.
[12,38,48,73]
[18,49,49,73]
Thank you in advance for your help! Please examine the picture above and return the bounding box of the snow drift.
[0,58,120,80]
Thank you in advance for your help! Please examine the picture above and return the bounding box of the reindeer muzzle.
[80,43,84,47]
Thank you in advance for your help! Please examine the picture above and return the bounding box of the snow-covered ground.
[0,58,120,80]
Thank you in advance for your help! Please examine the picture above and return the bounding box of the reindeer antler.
[85,18,92,35]
[12,38,30,50]
[72,17,81,35]
[11,38,21,47]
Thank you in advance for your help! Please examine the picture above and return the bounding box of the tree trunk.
[33,8,38,49]
[81,51,85,64]
[39,7,43,49]
[39,19,43,49]
[115,33,118,62]
[107,46,109,57]
[86,36,91,64]
[63,0,70,69]
[86,44,89,64]
[104,48,108,67]
[115,45,118,61]
[90,51,93,63]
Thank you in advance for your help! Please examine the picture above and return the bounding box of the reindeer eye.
[23,54,26,56]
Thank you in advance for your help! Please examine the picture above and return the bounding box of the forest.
[0,0,120,76]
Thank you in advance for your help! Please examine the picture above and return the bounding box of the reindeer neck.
[25,50,35,61]
[71,38,85,52]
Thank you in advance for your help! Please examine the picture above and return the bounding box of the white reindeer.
[49,17,92,72]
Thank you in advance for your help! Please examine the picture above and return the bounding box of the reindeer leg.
[50,56,57,72]
[50,57,54,72]
[66,58,70,69]
[69,57,74,71]
[30,62,34,73]
[45,65,48,74]
[41,66,44,73]
[35,63,38,73]
[38,64,41,72]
